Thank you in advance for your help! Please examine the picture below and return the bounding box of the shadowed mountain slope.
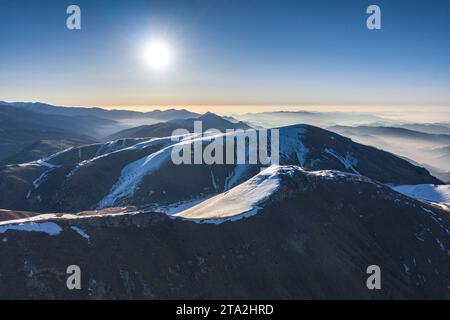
[0,124,440,213]
[0,166,448,299]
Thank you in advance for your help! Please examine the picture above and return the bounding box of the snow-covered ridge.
[176,165,376,223]
[67,136,176,178]
[176,165,285,222]
[0,209,140,237]
[15,145,77,168]
[0,166,433,234]
[0,166,372,230]
[95,125,364,210]
[0,208,140,227]
[392,184,450,205]
[96,130,266,208]
[310,169,365,181]
[96,140,182,208]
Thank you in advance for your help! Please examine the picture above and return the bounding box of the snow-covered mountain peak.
[175,165,371,223]
[175,165,283,222]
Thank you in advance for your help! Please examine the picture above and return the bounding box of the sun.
[143,41,172,70]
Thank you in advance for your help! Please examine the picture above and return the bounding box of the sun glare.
[143,41,172,70]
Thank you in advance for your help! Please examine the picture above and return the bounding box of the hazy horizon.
[3,99,450,123]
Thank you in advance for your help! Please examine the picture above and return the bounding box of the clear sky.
[0,0,449,111]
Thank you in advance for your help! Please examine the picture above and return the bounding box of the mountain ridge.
[0,164,448,299]
[0,101,199,121]
[0,124,441,214]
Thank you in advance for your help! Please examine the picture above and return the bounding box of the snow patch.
[324,148,359,174]
[392,184,450,204]
[26,168,59,199]
[97,145,174,208]
[18,147,74,168]
[71,226,90,240]
[210,170,219,192]
[95,139,128,157]
[312,169,362,181]
[402,263,411,274]
[67,137,176,179]
[0,222,62,236]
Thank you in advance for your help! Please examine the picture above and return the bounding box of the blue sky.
[0,0,449,109]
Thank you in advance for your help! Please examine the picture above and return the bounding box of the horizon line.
[2,100,450,115]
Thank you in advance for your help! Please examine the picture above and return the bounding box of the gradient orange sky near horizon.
[3,100,447,115]
[90,104,450,115]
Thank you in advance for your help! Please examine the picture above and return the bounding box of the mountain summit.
[0,165,448,299]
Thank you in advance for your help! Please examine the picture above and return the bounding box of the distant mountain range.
[0,101,199,121]
[0,106,100,165]
[328,125,450,144]
[1,138,92,166]
[0,105,114,137]
[0,102,200,165]
[105,112,251,141]
[328,125,450,181]
[397,123,450,135]
[234,111,390,128]
[433,145,450,165]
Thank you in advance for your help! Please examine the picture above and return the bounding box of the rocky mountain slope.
[0,166,448,299]
[0,123,441,213]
